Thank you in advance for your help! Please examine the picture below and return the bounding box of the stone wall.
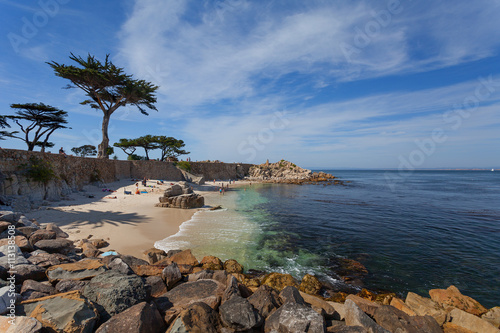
[0,149,253,209]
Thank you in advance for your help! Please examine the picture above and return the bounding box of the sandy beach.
[25,179,239,257]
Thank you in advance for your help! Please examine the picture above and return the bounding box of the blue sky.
[1,0,499,169]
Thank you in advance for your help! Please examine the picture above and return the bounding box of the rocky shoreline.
[246,160,347,185]
[1,211,499,332]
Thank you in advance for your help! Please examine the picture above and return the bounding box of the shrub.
[18,156,55,185]
[175,161,191,172]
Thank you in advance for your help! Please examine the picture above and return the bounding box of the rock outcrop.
[156,183,205,209]
[246,159,342,185]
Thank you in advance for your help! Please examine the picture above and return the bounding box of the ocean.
[156,170,500,308]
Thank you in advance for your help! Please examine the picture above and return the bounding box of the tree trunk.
[98,113,111,159]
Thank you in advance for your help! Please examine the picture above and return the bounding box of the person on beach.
[135,183,140,195]
[142,177,147,187]
[219,187,222,195]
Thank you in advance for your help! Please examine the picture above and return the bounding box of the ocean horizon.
[157,169,500,308]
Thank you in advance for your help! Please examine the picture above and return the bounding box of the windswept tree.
[157,136,189,161]
[47,54,159,159]
[0,115,14,140]
[134,135,161,160]
[71,144,97,157]
[113,138,137,158]
[5,103,69,151]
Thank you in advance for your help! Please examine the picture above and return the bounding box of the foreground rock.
[168,302,221,333]
[46,260,108,283]
[447,308,500,333]
[16,291,99,333]
[430,285,488,316]
[83,270,148,321]
[95,302,166,333]
[265,302,326,332]
[0,315,43,333]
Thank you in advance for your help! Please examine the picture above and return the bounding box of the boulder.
[483,307,500,329]
[33,239,74,254]
[55,279,88,293]
[344,299,390,333]
[21,280,56,300]
[279,286,306,305]
[83,270,148,321]
[96,302,166,333]
[300,273,322,295]
[390,297,417,316]
[201,255,223,270]
[0,235,32,252]
[346,294,381,317]
[157,193,205,209]
[220,295,263,330]
[448,308,500,333]
[46,260,108,283]
[90,239,109,249]
[223,259,244,274]
[155,279,225,313]
[168,302,221,333]
[188,269,229,285]
[162,263,182,289]
[248,284,282,319]
[405,291,448,325]
[261,272,298,292]
[0,211,20,223]
[27,252,71,268]
[1,285,22,315]
[265,302,326,333]
[12,264,46,283]
[131,265,164,277]
[442,322,475,332]
[146,275,167,297]
[155,249,200,274]
[0,315,43,333]
[222,275,241,304]
[28,229,56,247]
[300,291,336,319]
[327,301,347,321]
[16,290,99,333]
[82,242,102,258]
[17,226,39,238]
[429,285,488,316]
[0,244,29,266]
[119,255,150,267]
[0,221,11,233]
[373,305,442,333]
[143,248,167,264]
[108,257,134,275]
[45,223,69,238]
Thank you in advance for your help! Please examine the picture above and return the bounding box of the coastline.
[25,179,196,257]
[24,178,249,258]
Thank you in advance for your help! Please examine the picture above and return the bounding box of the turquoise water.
[156,170,500,308]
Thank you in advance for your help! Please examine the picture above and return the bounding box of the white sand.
[25,179,246,258]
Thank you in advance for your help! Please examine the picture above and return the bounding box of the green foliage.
[112,155,118,160]
[127,154,145,160]
[175,161,191,172]
[19,156,55,184]
[106,147,114,156]
[47,53,159,158]
[114,135,189,161]
[4,103,68,151]
[71,145,97,157]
